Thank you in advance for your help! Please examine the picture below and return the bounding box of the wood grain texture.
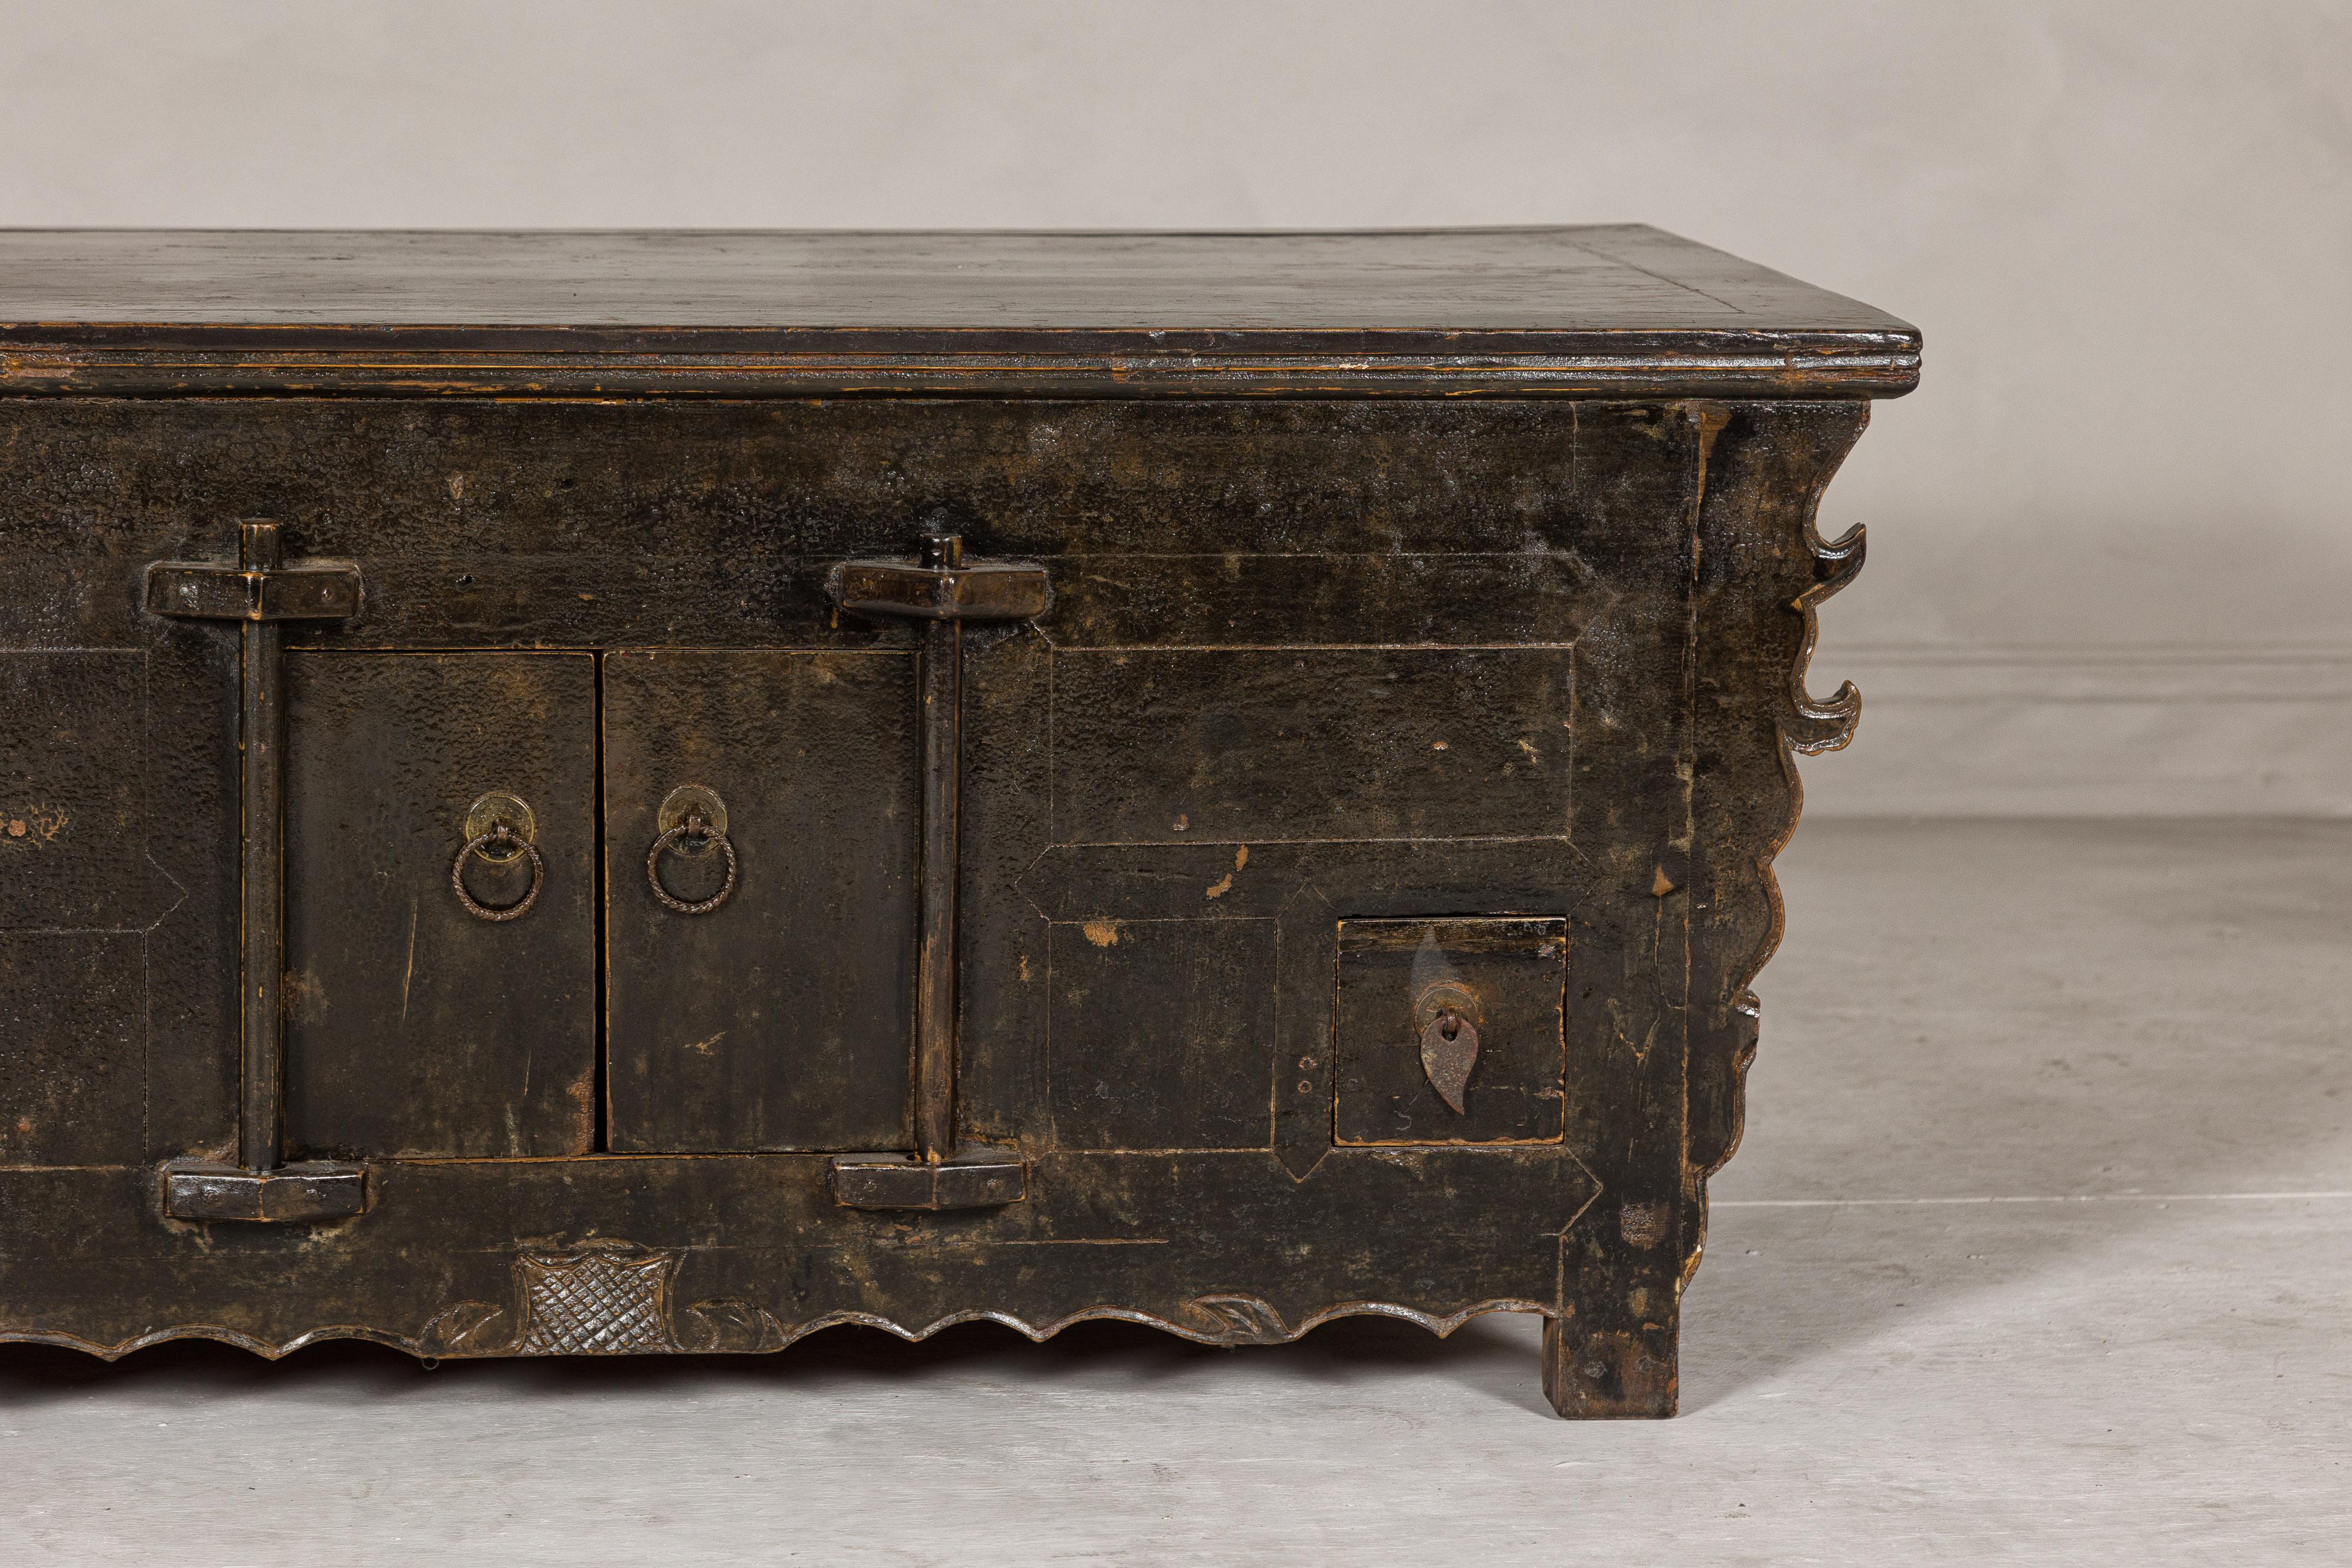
[1047,918,1277,1151]
[280,651,599,1161]
[0,228,1919,399]
[603,649,918,1154]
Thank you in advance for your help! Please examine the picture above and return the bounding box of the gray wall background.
[6,1,2347,814]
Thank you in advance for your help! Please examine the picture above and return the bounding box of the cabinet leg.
[1542,1312,1679,1419]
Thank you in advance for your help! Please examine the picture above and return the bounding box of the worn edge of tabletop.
[0,226,1920,399]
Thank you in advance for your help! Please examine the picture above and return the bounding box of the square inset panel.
[0,931,143,1164]
[1050,648,1572,844]
[1334,917,1566,1146]
[0,651,146,930]
[1050,918,1275,1151]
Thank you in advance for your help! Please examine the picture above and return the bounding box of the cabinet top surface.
[0,227,1918,398]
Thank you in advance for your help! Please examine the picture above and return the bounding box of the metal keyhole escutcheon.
[1415,982,1484,1115]
[452,823,545,922]
[647,809,737,915]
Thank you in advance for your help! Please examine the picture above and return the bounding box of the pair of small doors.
[276,649,918,1161]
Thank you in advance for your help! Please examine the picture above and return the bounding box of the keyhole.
[1439,1012,1461,1042]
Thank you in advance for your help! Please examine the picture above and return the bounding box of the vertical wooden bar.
[238,520,285,1174]
[913,535,963,1164]
[826,531,1037,1209]
[1541,406,1711,1417]
[154,517,366,1219]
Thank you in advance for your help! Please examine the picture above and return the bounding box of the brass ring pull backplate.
[452,824,545,922]
[647,790,736,915]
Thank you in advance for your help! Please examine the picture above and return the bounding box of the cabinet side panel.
[1686,402,1872,1189]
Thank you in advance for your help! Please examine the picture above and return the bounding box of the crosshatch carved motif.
[512,1245,681,1355]
[420,1241,790,1358]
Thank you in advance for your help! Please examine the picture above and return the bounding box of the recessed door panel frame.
[282,651,599,1160]
[603,648,920,1154]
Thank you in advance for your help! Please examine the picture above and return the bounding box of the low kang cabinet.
[0,228,1918,1415]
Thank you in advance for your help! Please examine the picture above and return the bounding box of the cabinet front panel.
[1048,647,1573,845]
[603,649,918,1154]
[0,386,1885,1424]
[282,652,598,1159]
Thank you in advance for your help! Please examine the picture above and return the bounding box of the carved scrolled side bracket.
[1682,402,1876,1293]
[1781,519,1866,754]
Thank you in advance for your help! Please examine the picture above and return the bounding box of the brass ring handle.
[646,814,737,915]
[452,824,544,922]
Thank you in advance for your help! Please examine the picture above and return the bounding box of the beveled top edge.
[0,227,1918,397]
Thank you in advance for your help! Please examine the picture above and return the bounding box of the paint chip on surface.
[1205,845,1248,899]
[1082,920,1121,948]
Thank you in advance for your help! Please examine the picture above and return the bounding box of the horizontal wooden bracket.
[144,557,364,623]
[161,1159,369,1222]
[829,1147,1028,1211]
[828,539,1050,623]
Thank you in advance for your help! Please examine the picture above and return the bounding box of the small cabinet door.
[603,649,918,1153]
[282,652,599,1159]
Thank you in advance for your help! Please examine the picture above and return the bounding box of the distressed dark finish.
[143,520,373,1216]
[0,229,1913,1417]
[822,531,1053,1188]
[1334,917,1568,1145]
[282,651,599,1159]
[160,1159,367,1223]
[1048,917,1277,1151]
[0,228,1919,399]
[829,1146,1029,1212]
[602,649,917,1154]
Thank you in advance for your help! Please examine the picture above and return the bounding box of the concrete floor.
[5,820,2348,1565]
